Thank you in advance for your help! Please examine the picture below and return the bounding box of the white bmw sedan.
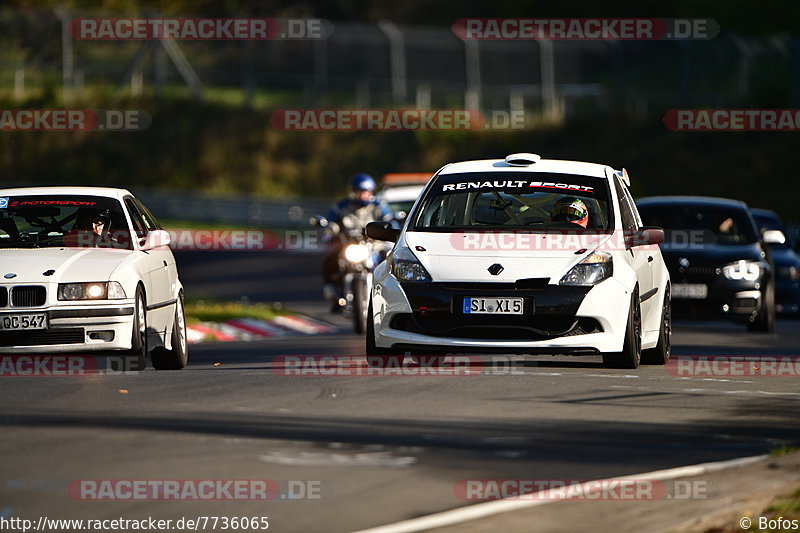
[0,187,187,370]
[365,154,671,369]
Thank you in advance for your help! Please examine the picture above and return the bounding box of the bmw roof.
[637,196,751,209]
[0,186,133,199]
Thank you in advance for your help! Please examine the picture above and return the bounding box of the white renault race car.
[365,154,671,369]
[0,187,187,370]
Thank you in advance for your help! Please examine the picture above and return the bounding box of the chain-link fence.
[2,8,799,117]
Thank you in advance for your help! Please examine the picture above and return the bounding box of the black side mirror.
[366,221,400,242]
[626,226,665,247]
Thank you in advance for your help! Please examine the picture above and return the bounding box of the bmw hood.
[402,231,613,283]
[0,248,132,284]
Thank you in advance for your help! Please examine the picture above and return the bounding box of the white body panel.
[0,187,183,354]
[369,157,670,357]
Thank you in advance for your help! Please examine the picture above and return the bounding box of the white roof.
[438,158,614,178]
[0,186,133,199]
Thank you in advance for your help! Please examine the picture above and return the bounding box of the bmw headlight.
[722,260,762,281]
[344,243,370,263]
[58,282,127,301]
[560,251,613,286]
[390,246,431,282]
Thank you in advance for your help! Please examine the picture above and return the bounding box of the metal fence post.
[465,39,481,110]
[379,20,407,105]
[53,7,73,104]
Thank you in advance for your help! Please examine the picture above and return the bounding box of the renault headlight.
[58,282,127,300]
[560,251,613,286]
[722,260,762,281]
[390,246,431,282]
[344,243,370,263]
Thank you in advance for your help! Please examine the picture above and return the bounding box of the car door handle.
[163,260,168,268]
[647,256,654,262]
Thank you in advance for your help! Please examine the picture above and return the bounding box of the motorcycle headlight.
[344,244,370,263]
[58,282,127,301]
[560,251,613,286]
[390,246,431,282]
[722,260,762,281]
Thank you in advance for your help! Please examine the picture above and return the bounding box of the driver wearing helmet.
[321,173,394,309]
[65,207,112,247]
[550,196,590,228]
[74,208,110,237]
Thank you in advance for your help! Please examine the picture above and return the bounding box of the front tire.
[111,285,147,372]
[352,276,369,335]
[642,284,671,365]
[365,298,403,368]
[603,287,642,369]
[151,294,189,370]
[748,282,776,332]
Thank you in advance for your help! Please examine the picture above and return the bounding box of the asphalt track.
[0,251,798,533]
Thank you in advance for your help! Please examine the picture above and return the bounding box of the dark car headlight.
[58,282,127,301]
[721,260,763,282]
[390,246,431,282]
[560,251,613,286]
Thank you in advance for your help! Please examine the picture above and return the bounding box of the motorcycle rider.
[321,173,394,310]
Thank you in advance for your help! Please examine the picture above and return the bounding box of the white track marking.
[350,455,767,533]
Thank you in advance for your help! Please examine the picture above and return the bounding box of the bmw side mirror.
[762,229,786,246]
[142,229,171,250]
[366,221,400,243]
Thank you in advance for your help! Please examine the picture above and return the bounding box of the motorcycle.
[311,215,388,334]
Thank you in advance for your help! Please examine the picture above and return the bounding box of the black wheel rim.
[136,293,146,357]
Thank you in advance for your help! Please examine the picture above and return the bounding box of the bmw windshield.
[638,204,758,246]
[0,195,132,249]
[410,173,613,232]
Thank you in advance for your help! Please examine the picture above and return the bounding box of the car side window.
[125,198,148,240]
[133,198,162,231]
[621,184,643,228]
[613,176,637,232]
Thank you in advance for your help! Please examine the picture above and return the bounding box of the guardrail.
[132,189,331,228]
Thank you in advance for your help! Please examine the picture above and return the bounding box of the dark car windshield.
[410,172,613,232]
[638,203,758,245]
[0,195,132,249]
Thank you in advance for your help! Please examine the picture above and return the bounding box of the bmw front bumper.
[0,303,136,354]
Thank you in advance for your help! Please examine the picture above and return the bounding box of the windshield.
[410,172,613,232]
[638,203,759,245]
[0,195,132,249]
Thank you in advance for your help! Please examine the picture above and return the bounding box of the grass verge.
[185,299,289,324]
